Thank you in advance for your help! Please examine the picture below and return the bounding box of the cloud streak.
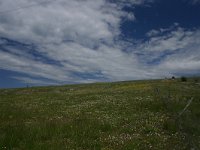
[0,0,200,86]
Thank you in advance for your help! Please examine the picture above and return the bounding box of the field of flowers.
[0,79,200,149]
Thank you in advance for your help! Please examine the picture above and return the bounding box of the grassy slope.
[0,79,200,150]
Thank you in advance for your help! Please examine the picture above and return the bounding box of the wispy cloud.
[190,0,200,4]
[134,25,200,77]
[183,0,200,5]
[0,0,200,86]
[11,76,59,85]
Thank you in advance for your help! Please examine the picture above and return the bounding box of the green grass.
[0,79,200,149]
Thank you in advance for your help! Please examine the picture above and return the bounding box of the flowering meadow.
[0,79,200,149]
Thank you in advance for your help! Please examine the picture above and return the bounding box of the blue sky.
[0,0,200,88]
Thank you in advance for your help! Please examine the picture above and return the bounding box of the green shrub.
[181,76,187,82]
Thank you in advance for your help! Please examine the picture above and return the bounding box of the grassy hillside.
[0,79,200,150]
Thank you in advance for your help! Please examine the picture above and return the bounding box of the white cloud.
[133,26,200,77]
[140,27,200,52]
[190,0,200,4]
[126,13,135,21]
[0,0,119,45]
[116,0,154,6]
[0,50,72,82]
[0,0,148,85]
[146,29,160,37]
[0,0,200,86]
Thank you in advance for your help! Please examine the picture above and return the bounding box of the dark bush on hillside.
[181,76,187,82]
[194,78,198,83]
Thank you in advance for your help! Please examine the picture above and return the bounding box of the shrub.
[194,78,198,83]
[181,76,187,82]
[171,76,175,80]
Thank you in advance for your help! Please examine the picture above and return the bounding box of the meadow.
[0,78,200,150]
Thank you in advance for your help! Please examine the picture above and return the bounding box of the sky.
[0,0,200,88]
